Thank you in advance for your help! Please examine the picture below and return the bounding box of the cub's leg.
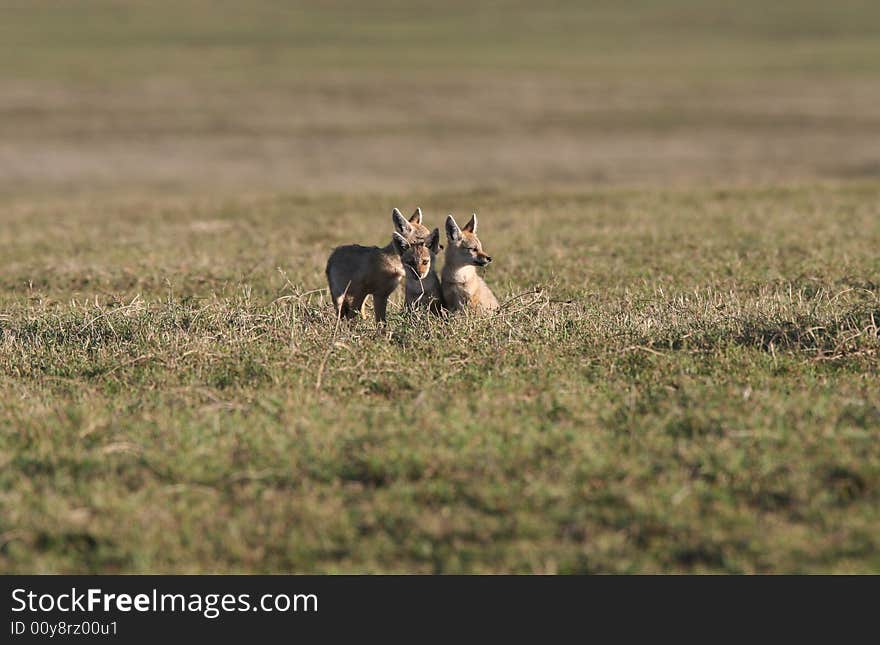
[330,278,359,320]
[373,287,396,324]
[350,292,368,320]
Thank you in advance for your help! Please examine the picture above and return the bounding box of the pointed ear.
[426,228,441,254]
[391,231,410,255]
[445,215,462,242]
[463,213,478,233]
[409,207,422,225]
[392,208,412,236]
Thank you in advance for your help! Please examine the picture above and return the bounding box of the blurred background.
[1,0,880,197]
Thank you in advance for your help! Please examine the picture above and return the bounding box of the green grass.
[2,184,879,573]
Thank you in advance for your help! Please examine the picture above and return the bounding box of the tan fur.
[441,213,499,314]
[325,209,432,324]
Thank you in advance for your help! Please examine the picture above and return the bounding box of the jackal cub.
[390,207,443,315]
[326,209,433,324]
[441,213,499,313]
[403,229,443,316]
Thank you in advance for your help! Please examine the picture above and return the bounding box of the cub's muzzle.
[406,262,430,280]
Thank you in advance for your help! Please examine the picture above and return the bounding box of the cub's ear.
[426,227,441,254]
[462,212,478,233]
[445,215,462,242]
[391,231,410,255]
[392,208,412,235]
[409,207,423,225]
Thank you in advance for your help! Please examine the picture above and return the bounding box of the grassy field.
[1,1,880,573]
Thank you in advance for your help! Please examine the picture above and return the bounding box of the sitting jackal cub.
[403,224,443,315]
[389,207,443,315]
[441,213,499,313]
[326,209,433,324]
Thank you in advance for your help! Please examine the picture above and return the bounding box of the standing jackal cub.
[326,209,433,324]
[441,213,499,313]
